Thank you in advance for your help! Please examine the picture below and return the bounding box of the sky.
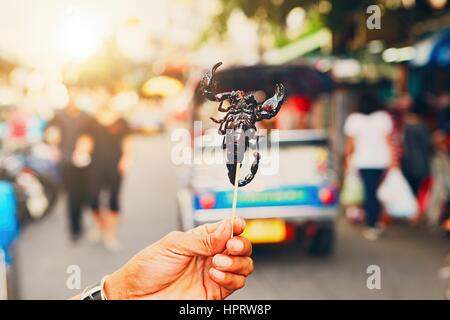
[0,0,178,69]
[0,0,261,72]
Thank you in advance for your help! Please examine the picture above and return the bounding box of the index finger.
[226,236,252,257]
[190,217,246,237]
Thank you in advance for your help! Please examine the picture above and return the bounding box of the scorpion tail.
[238,152,261,187]
[226,152,261,187]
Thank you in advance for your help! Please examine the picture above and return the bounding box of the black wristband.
[80,276,108,300]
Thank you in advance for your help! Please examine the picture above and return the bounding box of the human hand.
[389,158,399,170]
[72,135,93,168]
[118,156,131,175]
[71,150,91,168]
[104,218,253,300]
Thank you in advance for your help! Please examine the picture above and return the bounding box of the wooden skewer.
[231,162,241,238]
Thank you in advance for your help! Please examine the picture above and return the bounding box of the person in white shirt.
[344,91,396,240]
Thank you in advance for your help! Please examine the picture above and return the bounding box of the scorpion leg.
[210,117,224,124]
[213,112,233,133]
[219,122,227,135]
[219,115,233,134]
[218,100,232,112]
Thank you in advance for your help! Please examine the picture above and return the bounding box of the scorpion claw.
[259,84,285,120]
[275,83,285,100]
[199,62,223,93]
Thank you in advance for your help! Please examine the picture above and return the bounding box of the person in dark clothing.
[88,116,130,214]
[78,99,133,252]
[359,169,386,229]
[45,88,93,242]
[436,91,450,133]
[401,96,433,196]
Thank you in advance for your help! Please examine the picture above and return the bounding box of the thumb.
[159,219,239,257]
[191,217,246,255]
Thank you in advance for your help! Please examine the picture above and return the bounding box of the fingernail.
[213,255,232,267]
[229,239,244,251]
[237,217,246,230]
[210,268,225,280]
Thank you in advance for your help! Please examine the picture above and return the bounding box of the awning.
[263,28,332,65]
[411,28,450,67]
[194,64,334,104]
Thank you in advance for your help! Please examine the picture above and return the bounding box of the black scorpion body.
[200,62,285,187]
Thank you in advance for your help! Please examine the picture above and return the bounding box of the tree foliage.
[210,0,370,35]
[207,0,444,54]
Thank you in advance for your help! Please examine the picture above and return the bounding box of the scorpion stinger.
[200,62,285,187]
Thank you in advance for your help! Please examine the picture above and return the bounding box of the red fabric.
[417,177,433,220]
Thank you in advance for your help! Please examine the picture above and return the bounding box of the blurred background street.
[16,135,448,299]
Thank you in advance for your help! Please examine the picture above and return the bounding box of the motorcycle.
[0,142,59,225]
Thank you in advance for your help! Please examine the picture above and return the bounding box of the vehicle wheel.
[16,168,58,222]
[308,226,334,256]
[14,186,30,227]
[38,174,58,217]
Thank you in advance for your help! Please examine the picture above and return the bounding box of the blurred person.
[45,88,93,242]
[396,93,414,113]
[71,218,253,300]
[401,96,433,198]
[428,131,450,231]
[387,93,413,172]
[77,94,133,252]
[436,91,450,133]
[344,90,396,241]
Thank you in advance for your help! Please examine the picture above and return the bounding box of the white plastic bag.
[377,168,417,218]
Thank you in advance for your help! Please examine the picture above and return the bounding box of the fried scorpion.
[200,62,285,187]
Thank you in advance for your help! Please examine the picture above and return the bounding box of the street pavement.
[15,135,449,299]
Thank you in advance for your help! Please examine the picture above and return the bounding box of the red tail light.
[285,223,295,242]
[319,187,334,205]
[199,193,216,209]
